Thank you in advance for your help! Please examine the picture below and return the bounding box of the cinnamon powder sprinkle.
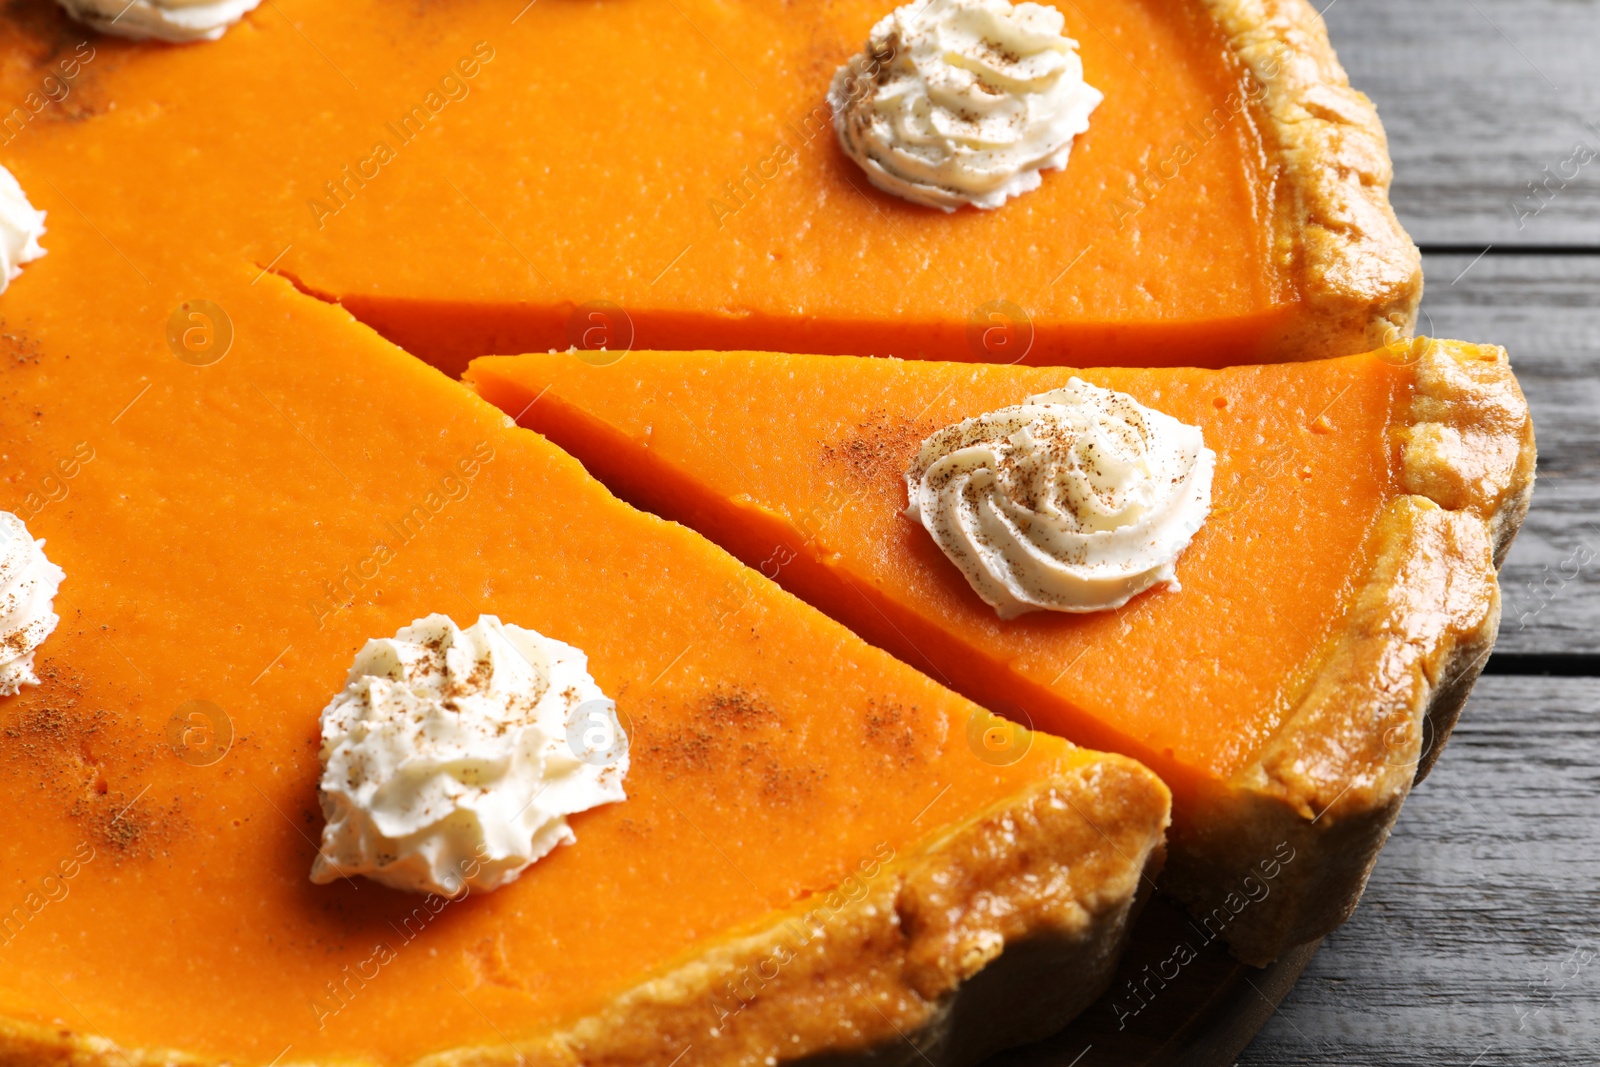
[1,664,185,858]
[819,411,938,484]
[640,686,824,806]
[863,699,927,768]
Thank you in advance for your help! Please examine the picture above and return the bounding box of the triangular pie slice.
[469,339,1535,964]
[0,0,1416,373]
[0,257,1168,1066]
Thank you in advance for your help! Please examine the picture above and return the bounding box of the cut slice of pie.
[0,255,1169,1065]
[0,0,1417,373]
[468,339,1536,964]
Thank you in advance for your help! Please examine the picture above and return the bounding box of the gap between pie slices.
[0,0,1415,377]
[0,255,1169,1066]
[467,342,1536,965]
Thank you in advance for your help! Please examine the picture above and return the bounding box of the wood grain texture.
[1323,0,1600,246]
[1238,675,1600,1064]
[1415,252,1600,654]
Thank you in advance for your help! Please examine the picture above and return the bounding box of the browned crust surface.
[1163,338,1536,965]
[0,758,1169,1067]
[1202,0,1424,359]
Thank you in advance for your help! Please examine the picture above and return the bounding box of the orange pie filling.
[470,349,1414,796]
[0,0,1465,1055]
[468,342,1534,961]
[0,253,1169,1064]
[4,0,1307,377]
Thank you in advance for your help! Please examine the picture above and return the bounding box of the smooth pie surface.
[0,0,1286,371]
[469,349,1421,800]
[0,234,1140,1063]
[469,342,1547,967]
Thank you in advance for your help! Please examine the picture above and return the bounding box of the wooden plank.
[1323,0,1600,247]
[1238,675,1600,1065]
[1417,251,1600,654]
[992,676,1598,1066]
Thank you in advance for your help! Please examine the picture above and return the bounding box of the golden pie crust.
[1208,0,1424,358]
[1164,339,1535,966]
[0,762,1166,1067]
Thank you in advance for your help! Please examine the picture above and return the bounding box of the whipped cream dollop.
[0,166,46,295]
[0,512,65,696]
[312,614,628,896]
[906,379,1214,617]
[828,0,1102,211]
[53,0,261,42]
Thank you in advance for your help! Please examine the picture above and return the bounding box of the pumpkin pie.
[0,243,1169,1065]
[0,0,1415,375]
[467,340,1536,964]
[0,0,1452,1053]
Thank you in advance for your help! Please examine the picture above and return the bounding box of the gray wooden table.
[1239,2,1600,1062]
